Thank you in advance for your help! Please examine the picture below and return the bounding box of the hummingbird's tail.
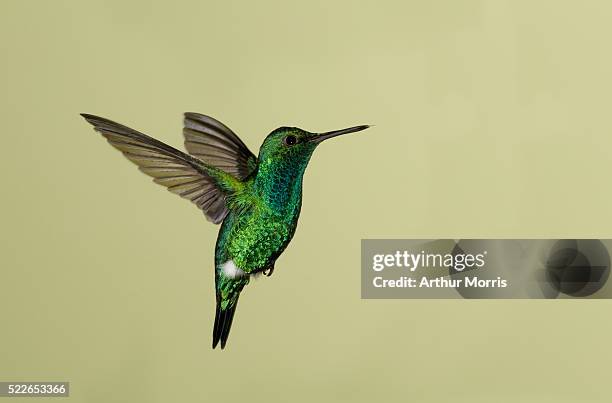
[212,299,239,349]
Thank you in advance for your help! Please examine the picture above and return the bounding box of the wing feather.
[183,113,258,180]
[81,113,238,224]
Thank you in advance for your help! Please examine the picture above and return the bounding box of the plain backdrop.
[1,1,612,402]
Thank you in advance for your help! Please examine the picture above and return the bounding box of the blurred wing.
[183,112,257,180]
[81,114,233,224]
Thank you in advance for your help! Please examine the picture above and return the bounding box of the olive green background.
[1,1,611,402]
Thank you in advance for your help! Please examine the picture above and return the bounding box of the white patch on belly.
[221,260,246,279]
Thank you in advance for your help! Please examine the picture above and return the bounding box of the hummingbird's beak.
[310,125,370,143]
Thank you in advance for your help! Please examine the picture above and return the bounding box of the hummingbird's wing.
[81,114,242,224]
[183,113,258,180]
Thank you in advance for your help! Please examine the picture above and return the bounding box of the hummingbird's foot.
[263,266,275,277]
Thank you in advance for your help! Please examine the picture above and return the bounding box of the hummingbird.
[81,112,369,349]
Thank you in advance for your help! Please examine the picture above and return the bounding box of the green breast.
[215,152,309,272]
[216,203,301,271]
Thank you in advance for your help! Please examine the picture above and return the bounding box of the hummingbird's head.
[257,125,370,166]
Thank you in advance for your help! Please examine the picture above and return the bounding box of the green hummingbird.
[81,112,369,349]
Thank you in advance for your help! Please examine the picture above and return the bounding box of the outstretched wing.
[183,113,257,180]
[81,114,241,224]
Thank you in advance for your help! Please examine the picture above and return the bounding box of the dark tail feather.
[212,299,239,349]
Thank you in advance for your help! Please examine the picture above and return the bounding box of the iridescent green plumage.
[81,113,368,349]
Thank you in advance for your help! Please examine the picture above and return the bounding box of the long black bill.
[310,125,370,143]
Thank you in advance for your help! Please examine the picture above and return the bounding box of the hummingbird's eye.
[283,135,297,146]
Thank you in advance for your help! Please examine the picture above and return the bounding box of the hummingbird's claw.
[263,266,275,277]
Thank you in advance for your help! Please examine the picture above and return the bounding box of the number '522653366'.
[7,383,66,395]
